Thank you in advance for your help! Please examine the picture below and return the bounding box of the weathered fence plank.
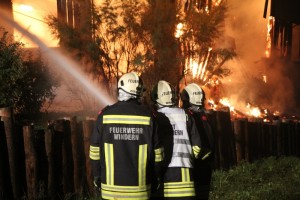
[45,122,63,200]
[1,109,299,199]
[23,125,38,199]
[82,119,96,196]
[0,107,23,199]
[0,120,13,200]
[233,119,248,162]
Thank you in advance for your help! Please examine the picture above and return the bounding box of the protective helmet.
[118,72,144,97]
[151,80,176,107]
[181,83,205,106]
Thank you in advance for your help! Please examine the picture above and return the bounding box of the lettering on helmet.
[128,79,139,83]
[192,91,201,95]
[161,91,172,96]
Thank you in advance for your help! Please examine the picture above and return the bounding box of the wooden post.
[23,125,38,199]
[206,110,219,169]
[0,120,13,199]
[70,117,82,197]
[31,129,48,199]
[247,122,263,161]
[0,107,22,199]
[82,119,95,195]
[215,109,236,169]
[45,121,63,200]
[59,119,75,196]
[295,122,300,156]
[233,119,247,163]
[70,117,88,197]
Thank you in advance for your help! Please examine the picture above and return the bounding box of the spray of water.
[0,11,115,108]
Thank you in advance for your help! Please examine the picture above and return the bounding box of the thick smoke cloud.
[221,0,299,116]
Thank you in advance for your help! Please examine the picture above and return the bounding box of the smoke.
[0,10,115,113]
[220,0,299,115]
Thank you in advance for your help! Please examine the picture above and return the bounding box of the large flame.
[265,16,274,58]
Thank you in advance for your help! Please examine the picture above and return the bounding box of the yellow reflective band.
[103,115,150,125]
[193,145,201,159]
[101,183,151,192]
[164,187,195,197]
[154,147,164,162]
[89,145,100,160]
[164,181,194,189]
[102,189,150,199]
[181,168,190,182]
[89,152,100,160]
[139,144,147,186]
[104,143,114,185]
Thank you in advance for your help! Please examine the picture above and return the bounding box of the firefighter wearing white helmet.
[181,83,214,200]
[117,72,144,98]
[89,72,164,200]
[181,83,205,107]
[151,80,202,199]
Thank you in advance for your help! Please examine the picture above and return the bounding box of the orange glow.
[175,23,184,38]
[213,0,222,6]
[13,0,58,47]
[246,103,262,118]
[219,97,235,111]
[265,16,273,58]
[263,75,267,83]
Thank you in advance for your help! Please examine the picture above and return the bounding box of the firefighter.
[89,72,164,200]
[150,80,202,199]
[181,83,214,200]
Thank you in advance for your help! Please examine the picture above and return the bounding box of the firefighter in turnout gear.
[181,83,214,200]
[150,80,202,199]
[89,72,164,200]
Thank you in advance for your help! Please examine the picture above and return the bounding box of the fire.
[213,0,222,6]
[263,75,267,83]
[208,99,217,110]
[246,103,262,118]
[175,23,184,38]
[219,97,235,112]
[265,16,274,58]
[185,48,212,80]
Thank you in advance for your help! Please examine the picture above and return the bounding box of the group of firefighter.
[89,72,214,200]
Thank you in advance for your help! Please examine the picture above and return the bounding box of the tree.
[46,0,151,108]
[46,0,235,108]
[0,28,60,114]
[138,0,181,93]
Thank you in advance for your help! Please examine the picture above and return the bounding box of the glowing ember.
[263,75,267,83]
[175,23,184,38]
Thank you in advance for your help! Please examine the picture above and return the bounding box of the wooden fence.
[1,107,299,199]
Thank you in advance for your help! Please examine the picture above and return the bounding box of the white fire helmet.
[181,83,204,106]
[118,72,144,97]
[151,80,176,107]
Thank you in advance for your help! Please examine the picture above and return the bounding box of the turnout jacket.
[187,108,214,199]
[90,99,164,200]
[156,107,202,198]
[187,108,213,161]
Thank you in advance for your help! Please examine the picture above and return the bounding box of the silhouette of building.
[0,0,13,34]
